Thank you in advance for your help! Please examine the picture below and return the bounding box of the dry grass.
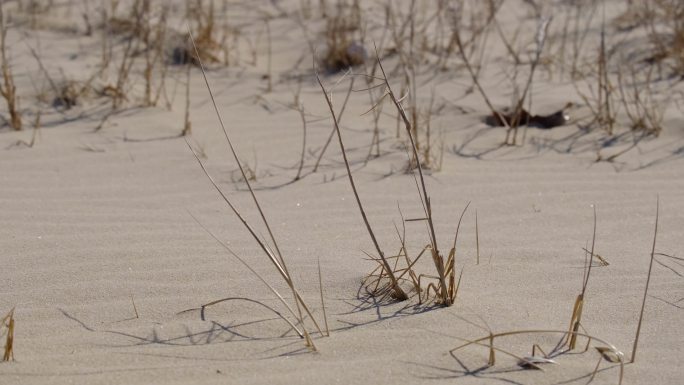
[565,206,597,350]
[0,3,21,130]
[184,30,325,350]
[320,0,365,74]
[451,329,625,384]
[1,307,15,362]
[617,64,666,136]
[450,199,664,383]
[582,13,617,136]
[316,49,478,306]
[316,67,408,301]
[642,0,684,77]
[631,198,660,363]
[180,1,222,66]
[0,5,677,383]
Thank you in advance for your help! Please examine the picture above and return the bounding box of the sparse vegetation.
[0,3,21,130]
[0,2,680,385]
[317,52,474,306]
[320,0,364,74]
[185,31,325,350]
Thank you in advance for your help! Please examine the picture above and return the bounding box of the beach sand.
[1,1,683,384]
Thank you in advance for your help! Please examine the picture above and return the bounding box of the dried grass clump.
[642,0,684,77]
[451,329,625,384]
[172,1,221,66]
[184,31,326,351]
[1,307,15,362]
[574,15,618,137]
[97,0,174,109]
[317,51,475,306]
[449,200,665,384]
[321,0,366,73]
[617,65,666,136]
[52,80,96,109]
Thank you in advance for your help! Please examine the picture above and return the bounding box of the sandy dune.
[1,1,683,384]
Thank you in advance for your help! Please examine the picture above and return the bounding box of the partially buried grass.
[183,29,325,351]
[316,47,475,306]
[631,197,659,363]
[566,205,598,350]
[451,329,625,384]
[448,199,666,384]
[1,307,15,362]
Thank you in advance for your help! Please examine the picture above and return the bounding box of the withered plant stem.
[507,17,551,145]
[453,30,510,143]
[313,70,354,173]
[374,47,450,304]
[265,18,272,93]
[0,3,21,130]
[569,206,597,349]
[1,307,15,362]
[476,210,480,265]
[582,206,598,297]
[451,329,624,385]
[187,211,305,338]
[182,64,192,136]
[631,197,659,363]
[318,257,330,336]
[131,295,139,318]
[187,29,321,348]
[315,67,407,300]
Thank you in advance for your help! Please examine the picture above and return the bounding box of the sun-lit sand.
[1,1,683,384]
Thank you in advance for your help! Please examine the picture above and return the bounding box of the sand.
[1,1,683,384]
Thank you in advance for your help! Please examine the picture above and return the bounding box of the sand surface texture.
[1,1,683,384]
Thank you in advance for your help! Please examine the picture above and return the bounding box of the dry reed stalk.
[315,67,407,301]
[186,212,305,338]
[25,43,63,107]
[186,30,322,349]
[329,45,470,304]
[475,209,480,265]
[100,7,112,76]
[596,11,614,135]
[317,257,330,337]
[111,26,138,109]
[631,197,659,363]
[574,8,617,141]
[0,3,21,130]
[360,58,385,163]
[155,7,169,72]
[1,307,15,362]
[375,48,452,304]
[131,295,139,319]
[294,92,307,181]
[264,17,272,93]
[312,70,355,173]
[567,206,597,350]
[505,16,551,145]
[569,1,596,80]
[616,64,665,136]
[452,23,511,144]
[141,2,169,108]
[140,0,153,106]
[182,63,191,136]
